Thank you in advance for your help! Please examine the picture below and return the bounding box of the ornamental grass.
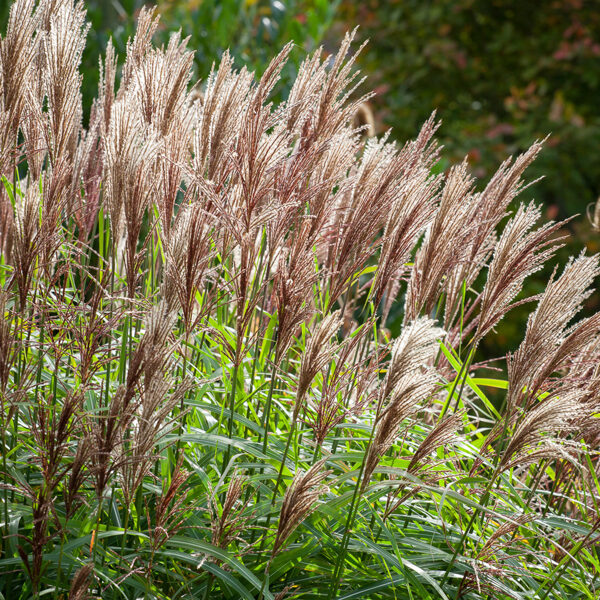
[0,2,599,599]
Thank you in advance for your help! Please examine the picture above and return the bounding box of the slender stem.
[259,411,298,555]
[311,439,321,464]
[439,464,501,590]
[257,560,272,600]
[260,364,279,462]
[439,343,475,422]
[92,493,105,567]
[175,327,191,457]
[328,425,376,599]
[202,573,215,600]
[273,415,297,498]
[118,504,131,568]
[253,362,280,549]
[223,359,239,453]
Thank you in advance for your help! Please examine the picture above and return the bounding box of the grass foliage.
[0,1,599,598]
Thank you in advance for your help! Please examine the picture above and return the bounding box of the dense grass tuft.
[0,1,599,598]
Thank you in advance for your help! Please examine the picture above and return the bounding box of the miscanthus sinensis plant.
[1,1,599,599]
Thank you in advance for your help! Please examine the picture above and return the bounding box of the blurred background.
[2,0,599,352]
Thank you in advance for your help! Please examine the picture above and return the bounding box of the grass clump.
[0,1,599,599]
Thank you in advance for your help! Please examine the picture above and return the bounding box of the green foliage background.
[338,0,600,219]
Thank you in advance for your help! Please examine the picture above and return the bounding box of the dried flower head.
[273,460,331,556]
